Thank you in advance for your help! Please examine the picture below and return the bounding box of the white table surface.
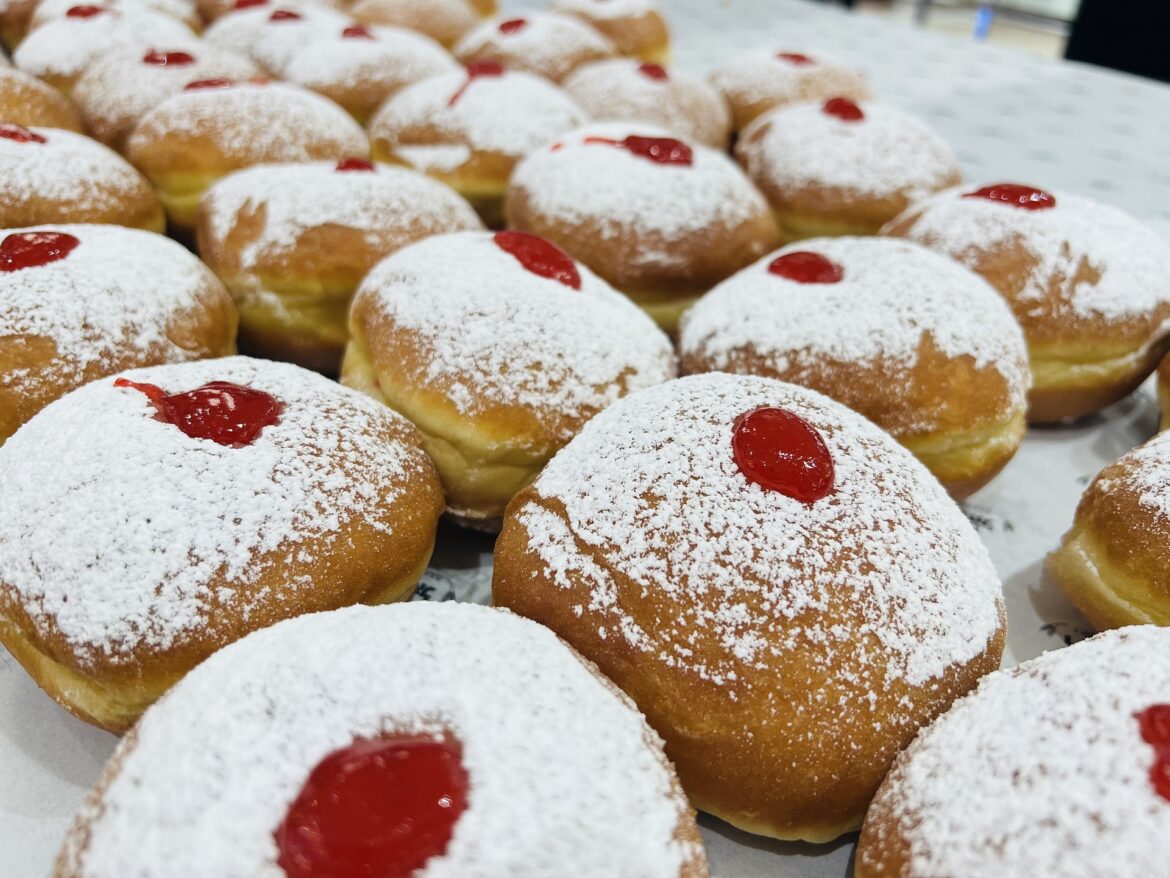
[5,1,1170,875]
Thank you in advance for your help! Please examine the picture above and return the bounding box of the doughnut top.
[201,161,482,272]
[738,100,959,201]
[370,68,587,171]
[202,1,350,74]
[59,602,703,877]
[0,224,225,394]
[552,0,661,19]
[128,81,366,160]
[509,121,771,238]
[679,237,1030,431]
[885,185,1170,327]
[28,0,196,29]
[352,231,675,429]
[454,11,614,83]
[711,48,866,103]
[284,23,456,94]
[514,372,1003,691]
[0,126,148,211]
[0,356,430,666]
[863,626,1170,875]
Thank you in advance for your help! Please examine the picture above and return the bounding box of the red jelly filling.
[768,251,844,284]
[1139,705,1170,802]
[269,8,301,20]
[963,183,1057,211]
[493,230,581,290]
[233,0,267,8]
[65,4,105,17]
[0,123,46,144]
[336,157,375,172]
[778,51,814,65]
[582,134,693,166]
[341,24,374,38]
[638,62,668,81]
[114,379,283,447]
[448,60,505,107]
[499,17,526,34]
[184,78,234,90]
[823,96,864,121]
[276,737,468,878]
[143,49,196,66]
[732,406,835,503]
[0,231,79,273]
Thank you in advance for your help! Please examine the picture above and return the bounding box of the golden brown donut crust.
[454,14,616,83]
[0,67,82,130]
[559,6,669,64]
[351,0,479,47]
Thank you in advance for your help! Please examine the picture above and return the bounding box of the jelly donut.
[737,98,961,241]
[1048,429,1170,629]
[0,65,82,130]
[55,602,709,878]
[344,230,676,525]
[0,0,37,49]
[351,0,482,48]
[27,0,200,33]
[494,373,1006,841]
[709,48,871,131]
[13,5,194,93]
[506,122,782,332]
[679,238,1030,499]
[369,66,587,227]
[0,124,164,230]
[126,80,366,233]
[563,58,731,148]
[283,23,457,124]
[196,0,344,23]
[1159,351,1170,432]
[0,355,444,732]
[856,625,1170,877]
[551,0,669,64]
[884,184,1170,423]
[197,159,482,373]
[72,46,260,152]
[202,1,350,76]
[453,12,614,84]
[0,224,236,443]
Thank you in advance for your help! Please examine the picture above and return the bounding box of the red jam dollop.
[493,230,581,290]
[268,8,301,20]
[778,51,814,65]
[732,406,835,503]
[184,78,234,90]
[0,231,80,273]
[962,183,1057,211]
[1139,704,1170,803]
[143,49,196,66]
[233,0,267,8]
[448,60,505,107]
[767,251,844,284]
[638,62,668,81]
[65,4,106,17]
[499,17,526,34]
[114,379,283,447]
[275,737,469,878]
[822,96,864,121]
[341,23,374,38]
[336,157,375,172]
[0,123,46,144]
[582,134,693,166]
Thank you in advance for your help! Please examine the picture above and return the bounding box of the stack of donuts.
[1,0,1169,874]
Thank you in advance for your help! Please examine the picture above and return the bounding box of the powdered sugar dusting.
[354,231,675,428]
[552,0,661,19]
[510,121,770,239]
[515,373,1003,689]
[868,626,1170,876]
[709,47,869,112]
[738,100,958,200]
[66,602,700,877]
[454,12,614,82]
[0,356,426,664]
[680,236,1030,424]
[891,186,1170,323]
[370,69,587,167]
[1095,429,1170,523]
[28,0,196,29]
[202,2,351,74]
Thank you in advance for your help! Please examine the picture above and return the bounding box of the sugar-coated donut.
[351,0,480,48]
[493,372,1006,841]
[0,65,82,130]
[27,0,200,33]
[551,0,669,64]
[1048,429,1170,629]
[506,122,782,332]
[0,224,236,444]
[1159,351,1170,431]
[710,48,871,130]
[562,58,731,148]
[856,626,1170,878]
[196,0,345,23]
[202,1,350,75]
[884,183,1170,423]
[0,355,443,732]
[0,124,164,230]
[737,98,961,241]
[343,230,676,525]
[72,45,260,151]
[453,11,614,84]
[55,602,709,878]
[197,159,482,373]
[283,23,457,124]
[126,80,367,232]
[369,66,587,227]
[679,237,1030,499]
[13,6,195,93]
